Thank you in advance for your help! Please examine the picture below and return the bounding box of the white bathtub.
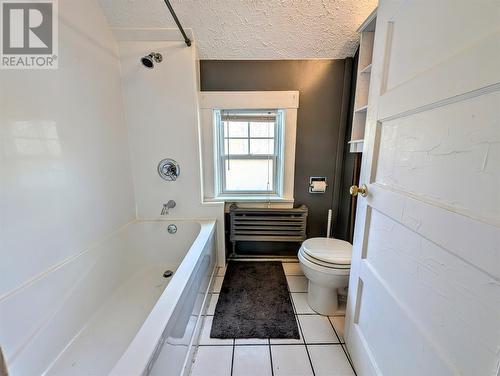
[0,220,217,376]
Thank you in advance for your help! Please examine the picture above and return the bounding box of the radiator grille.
[229,205,308,247]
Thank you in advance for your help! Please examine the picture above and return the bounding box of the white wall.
[115,34,225,263]
[0,0,135,366]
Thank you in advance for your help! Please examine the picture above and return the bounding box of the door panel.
[384,1,500,92]
[368,184,499,279]
[345,1,500,375]
[356,261,453,376]
[376,90,500,225]
[365,209,500,374]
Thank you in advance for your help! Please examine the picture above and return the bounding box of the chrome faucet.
[161,200,176,215]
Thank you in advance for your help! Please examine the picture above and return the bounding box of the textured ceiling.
[97,0,377,59]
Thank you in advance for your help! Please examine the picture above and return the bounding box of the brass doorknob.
[350,184,368,197]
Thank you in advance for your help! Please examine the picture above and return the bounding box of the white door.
[345,1,500,375]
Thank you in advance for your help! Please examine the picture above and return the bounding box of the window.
[214,109,285,197]
[200,91,298,203]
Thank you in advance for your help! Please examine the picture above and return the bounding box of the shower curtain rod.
[163,0,192,46]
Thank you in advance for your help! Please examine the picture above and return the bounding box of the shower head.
[141,52,163,69]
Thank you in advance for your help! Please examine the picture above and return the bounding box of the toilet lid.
[301,238,352,266]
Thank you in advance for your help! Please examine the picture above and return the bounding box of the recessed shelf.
[349,9,376,154]
[348,139,364,153]
[360,63,372,74]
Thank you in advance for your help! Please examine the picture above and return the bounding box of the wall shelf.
[348,8,377,153]
[348,139,364,153]
[360,63,372,74]
[354,105,368,113]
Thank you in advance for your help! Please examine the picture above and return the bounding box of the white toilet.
[298,237,352,315]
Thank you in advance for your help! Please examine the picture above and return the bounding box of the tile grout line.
[296,311,345,316]
[340,343,357,376]
[342,344,357,376]
[327,316,344,344]
[327,317,357,375]
[268,338,274,376]
[212,268,233,376]
[286,273,317,376]
[288,274,351,375]
[230,339,235,376]
[198,342,344,347]
[204,263,338,375]
[204,312,345,318]
[296,315,316,376]
[200,265,306,375]
[288,289,316,376]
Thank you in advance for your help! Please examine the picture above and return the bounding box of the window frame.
[214,109,285,198]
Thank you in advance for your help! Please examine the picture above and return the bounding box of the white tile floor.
[190,261,355,376]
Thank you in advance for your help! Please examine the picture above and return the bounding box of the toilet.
[298,237,352,315]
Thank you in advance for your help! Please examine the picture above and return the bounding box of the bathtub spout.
[161,200,176,215]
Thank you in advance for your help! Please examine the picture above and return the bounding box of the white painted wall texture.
[0,0,135,369]
[116,36,225,263]
[0,0,135,297]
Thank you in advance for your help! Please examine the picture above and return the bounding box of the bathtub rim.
[109,219,216,376]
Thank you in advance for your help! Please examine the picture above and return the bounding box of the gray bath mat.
[210,261,300,339]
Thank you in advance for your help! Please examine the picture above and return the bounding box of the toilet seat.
[300,238,352,269]
[298,237,352,315]
[299,251,351,270]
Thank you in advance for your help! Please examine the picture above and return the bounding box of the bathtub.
[0,220,217,376]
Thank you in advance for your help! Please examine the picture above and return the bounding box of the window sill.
[204,196,294,203]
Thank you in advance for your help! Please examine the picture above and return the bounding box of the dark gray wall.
[200,60,352,241]
[335,51,360,242]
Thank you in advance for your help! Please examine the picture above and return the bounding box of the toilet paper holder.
[309,177,328,193]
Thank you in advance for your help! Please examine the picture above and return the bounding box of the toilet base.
[307,281,339,316]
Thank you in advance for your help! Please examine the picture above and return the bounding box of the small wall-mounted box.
[309,177,328,193]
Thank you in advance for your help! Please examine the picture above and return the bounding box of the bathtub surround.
[0,0,136,372]
[0,0,135,296]
[114,30,225,264]
[210,262,299,340]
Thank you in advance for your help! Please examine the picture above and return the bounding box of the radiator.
[229,204,308,254]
